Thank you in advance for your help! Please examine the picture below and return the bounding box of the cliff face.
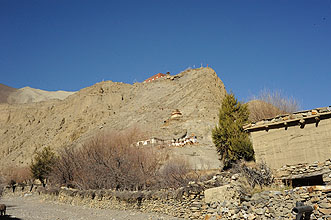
[0,67,226,168]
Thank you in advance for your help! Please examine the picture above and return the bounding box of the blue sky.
[1,0,330,110]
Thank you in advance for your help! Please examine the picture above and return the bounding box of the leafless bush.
[158,157,198,188]
[1,166,32,186]
[248,89,300,122]
[0,166,32,193]
[50,129,165,190]
[234,161,273,189]
[50,128,207,190]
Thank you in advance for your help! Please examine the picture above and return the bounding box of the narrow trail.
[0,195,181,220]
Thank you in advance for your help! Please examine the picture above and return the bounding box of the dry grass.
[248,89,300,122]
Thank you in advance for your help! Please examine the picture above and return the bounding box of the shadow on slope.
[0,83,17,104]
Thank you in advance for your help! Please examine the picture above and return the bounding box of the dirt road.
[0,195,181,220]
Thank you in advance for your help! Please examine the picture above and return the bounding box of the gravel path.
[0,195,181,220]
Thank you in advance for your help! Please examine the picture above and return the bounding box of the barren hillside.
[7,87,75,104]
[0,84,75,104]
[0,67,226,169]
[0,83,18,103]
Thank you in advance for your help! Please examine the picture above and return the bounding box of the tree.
[212,93,254,169]
[30,146,56,187]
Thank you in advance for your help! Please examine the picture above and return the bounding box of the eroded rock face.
[0,67,226,168]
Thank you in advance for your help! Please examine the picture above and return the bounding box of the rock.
[204,185,234,204]
[231,174,239,180]
[319,208,331,215]
[256,208,264,215]
[319,202,331,209]
[311,186,328,191]
[322,186,331,193]
[247,213,256,220]
[310,196,320,203]
[24,193,32,197]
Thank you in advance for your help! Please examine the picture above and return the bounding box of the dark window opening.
[283,175,325,188]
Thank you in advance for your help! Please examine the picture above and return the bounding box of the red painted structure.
[144,73,166,83]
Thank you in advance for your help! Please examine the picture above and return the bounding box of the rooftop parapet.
[244,106,331,132]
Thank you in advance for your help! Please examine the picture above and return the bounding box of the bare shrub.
[50,128,207,190]
[48,146,76,188]
[248,89,300,122]
[234,161,273,189]
[50,129,163,190]
[0,166,32,193]
[158,157,195,188]
[1,166,32,186]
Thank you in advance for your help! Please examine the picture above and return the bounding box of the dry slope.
[0,67,226,168]
[0,83,75,104]
[0,83,18,103]
[7,87,75,104]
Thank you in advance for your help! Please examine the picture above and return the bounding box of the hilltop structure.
[143,73,167,83]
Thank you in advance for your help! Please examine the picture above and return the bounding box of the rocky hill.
[0,67,226,169]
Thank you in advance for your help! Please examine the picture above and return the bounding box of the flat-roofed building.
[244,106,331,169]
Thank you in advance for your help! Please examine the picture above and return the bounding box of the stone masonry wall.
[204,183,331,220]
[276,159,331,185]
[3,172,331,220]
[2,175,230,219]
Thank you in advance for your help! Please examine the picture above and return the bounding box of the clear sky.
[1,0,330,110]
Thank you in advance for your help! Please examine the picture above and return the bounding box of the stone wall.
[3,173,331,220]
[2,175,229,219]
[276,159,331,185]
[205,184,331,220]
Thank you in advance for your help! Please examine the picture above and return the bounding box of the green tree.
[212,93,254,168]
[30,146,56,187]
